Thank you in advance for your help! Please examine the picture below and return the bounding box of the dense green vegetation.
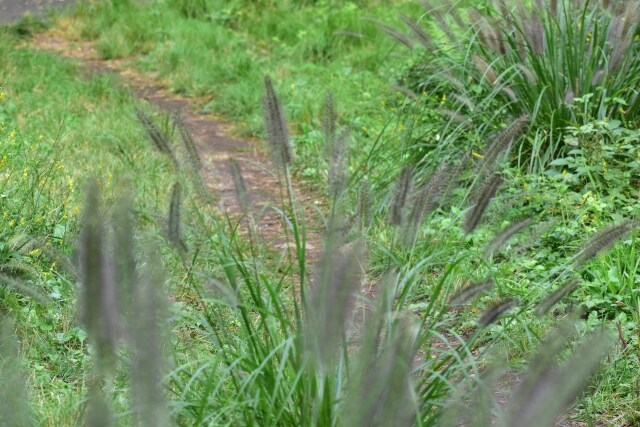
[1,0,640,425]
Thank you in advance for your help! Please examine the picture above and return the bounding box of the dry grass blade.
[135,108,179,169]
[478,297,519,326]
[484,217,533,258]
[450,278,495,306]
[263,76,293,169]
[172,110,202,171]
[464,173,503,234]
[535,278,580,317]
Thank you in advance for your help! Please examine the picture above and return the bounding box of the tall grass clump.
[399,0,640,168]
[165,76,632,426]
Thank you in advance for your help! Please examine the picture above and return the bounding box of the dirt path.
[0,0,77,24]
[30,30,323,264]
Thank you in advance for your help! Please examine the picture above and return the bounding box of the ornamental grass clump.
[400,0,640,164]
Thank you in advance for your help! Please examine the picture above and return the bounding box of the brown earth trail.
[31,30,324,265]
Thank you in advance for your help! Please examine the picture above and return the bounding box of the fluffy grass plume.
[167,182,185,251]
[129,251,170,427]
[390,165,413,226]
[535,278,580,317]
[450,278,495,306]
[342,314,419,426]
[79,179,118,371]
[476,115,530,176]
[172,110,202,171]
[403,163,453,245]
[0,316,33,426]
[229,158,250,216]
[263,76,293,169]
[135,108,179,169]
[464,172,503,234]
[357,178,372,231]
[306,235,363,369]
[478,297,519,326]
[571,219,640,266]
[504,329,613,427]
[484,217,533,258]
[0,272,49,305]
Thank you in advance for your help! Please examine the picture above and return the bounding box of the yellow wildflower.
[29,248,42,257]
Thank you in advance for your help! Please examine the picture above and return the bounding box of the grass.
[54,0,422,187]
[1,0,640,424]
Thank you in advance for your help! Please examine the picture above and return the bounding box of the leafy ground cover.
[1,0,640,425]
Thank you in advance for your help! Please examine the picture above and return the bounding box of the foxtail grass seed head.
[85,381,115,427]
[328,129,350,201]
[400,14,433,49]
[535,278,580,317]
[390,165,413,226]
[129,252,170,427]
[402,163,453,245]
[505,330,612,427]
[476,115,530,176]
[263,76,293,169]
[472,54,497,86]
[450,278,495,306]
[171,110,202,171]
[307,237,363,369]
[0,316,33,427]
[591,68,605,86]
[479,298,519,326]
[0,273,49,305]
[377,21,414,48]
[484,217,533,258]
[135,108,179,169]
[357,178,372,231]
[323,91,337,159]
[167,182,185,252]
[342,316,419,427]
[571,219,639,266]
[229,159,250,216]
[112,189,136,321]
[464,173,503,234]
[80,179,118,371]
